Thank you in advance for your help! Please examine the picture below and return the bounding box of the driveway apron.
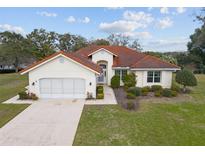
[0,99,84,146]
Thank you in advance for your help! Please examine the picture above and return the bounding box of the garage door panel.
[51,79,63,94]
[63,79,74,94]
[74,79,85,94]
[39,78,85,98]
[40,79,51,94]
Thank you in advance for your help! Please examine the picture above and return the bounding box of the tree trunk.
[15,67,18,73]
[183,85,186,93]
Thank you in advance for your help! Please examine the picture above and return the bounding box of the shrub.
[126,101,135,110]
[97,93,104,99]
[19,92,38,100]
[111,75,120,88]
[126,93,136,99]
[175,69,197,93]
[154,91,161,97]
[141,87,149,96]
[97,86,104,94]
[18,91,28,100]
[171,90,178,97]
[30,93,38,100]
[123,73,136,89]
[171,82,180,92]
[162,89,172,97]
[127,87,141,96]
[151,85,162,92]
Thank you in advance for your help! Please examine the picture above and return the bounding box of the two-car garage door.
[39,78,85,98]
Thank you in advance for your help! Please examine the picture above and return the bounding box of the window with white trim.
[147,71,161,83]
[115,69,127,81]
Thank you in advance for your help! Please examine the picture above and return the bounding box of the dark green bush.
[171,82,180,92]
[127,87,141,96]
[126,93,136,99]
[18,91,28,100]
[176,69,197,93]
[154,91,161,97]
[97,86,104,94]
[151,85,162,92]
[123,73,136,89]
[126,101,135,110]
[171,90,178,97]
[97,93,104,99]
[162,89,172,97]
[111,75,120,88]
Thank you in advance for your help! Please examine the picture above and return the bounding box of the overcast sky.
[0,7,201,52]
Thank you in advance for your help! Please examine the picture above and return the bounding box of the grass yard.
[74,74,205,145]
[0,73,29,128]
[0,73,28,103]
[0,104,29,128]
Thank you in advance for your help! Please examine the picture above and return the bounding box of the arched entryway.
[97,60,108,84]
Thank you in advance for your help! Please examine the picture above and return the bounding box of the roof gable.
[76,45,180,69]
[20,51,101,75]
[88,48,118,57]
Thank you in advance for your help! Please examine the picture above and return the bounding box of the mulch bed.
[113,87,139,110]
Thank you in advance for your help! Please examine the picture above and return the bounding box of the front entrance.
[97,62,107,84]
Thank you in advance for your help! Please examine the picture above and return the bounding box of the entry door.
[97,64,107,84]
[39,78,85,98]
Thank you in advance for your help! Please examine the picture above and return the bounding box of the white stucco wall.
[28,55,97,98]
[134,70,173,88]
[91,49,114,85]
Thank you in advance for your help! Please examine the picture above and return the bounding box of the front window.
[115,69,127,81]
[147,71,161,83]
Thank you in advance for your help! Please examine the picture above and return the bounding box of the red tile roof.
[20,51,101,74]
[76,45,180,69]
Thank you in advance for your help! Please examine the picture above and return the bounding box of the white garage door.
[39,78,85,98]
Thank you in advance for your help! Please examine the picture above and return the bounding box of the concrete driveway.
[0,99,84,146]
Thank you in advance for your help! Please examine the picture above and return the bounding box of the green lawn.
[0,104,29,128]
[0,73,29,128]
[0,73,28,103]
[74,74,205,146]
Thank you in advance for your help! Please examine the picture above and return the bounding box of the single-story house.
[20,45,180,99]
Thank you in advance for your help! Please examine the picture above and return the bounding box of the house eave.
[130,68,181,71]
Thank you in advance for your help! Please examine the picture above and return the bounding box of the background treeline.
[1,8,205,73]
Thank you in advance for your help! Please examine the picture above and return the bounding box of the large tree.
[187,8,205,65]
[0,31,35,72]
[90,39,110,46]
[27,29,58,59]
[107,34,129,46]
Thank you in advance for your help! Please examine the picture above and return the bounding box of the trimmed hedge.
[141,87,149,96]
[97,93,104,99]
[154,91,161,97]
[126,93,136,99]
[151,85,162,92]
[127,87,141,96]
[171,90,178,97]
[111,75,120,88]
[96,85,104,99]
[162,89,172,97]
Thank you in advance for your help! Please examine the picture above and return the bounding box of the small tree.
[123,73,136,89]
[111,75,120,88]
[175,69,197,92]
